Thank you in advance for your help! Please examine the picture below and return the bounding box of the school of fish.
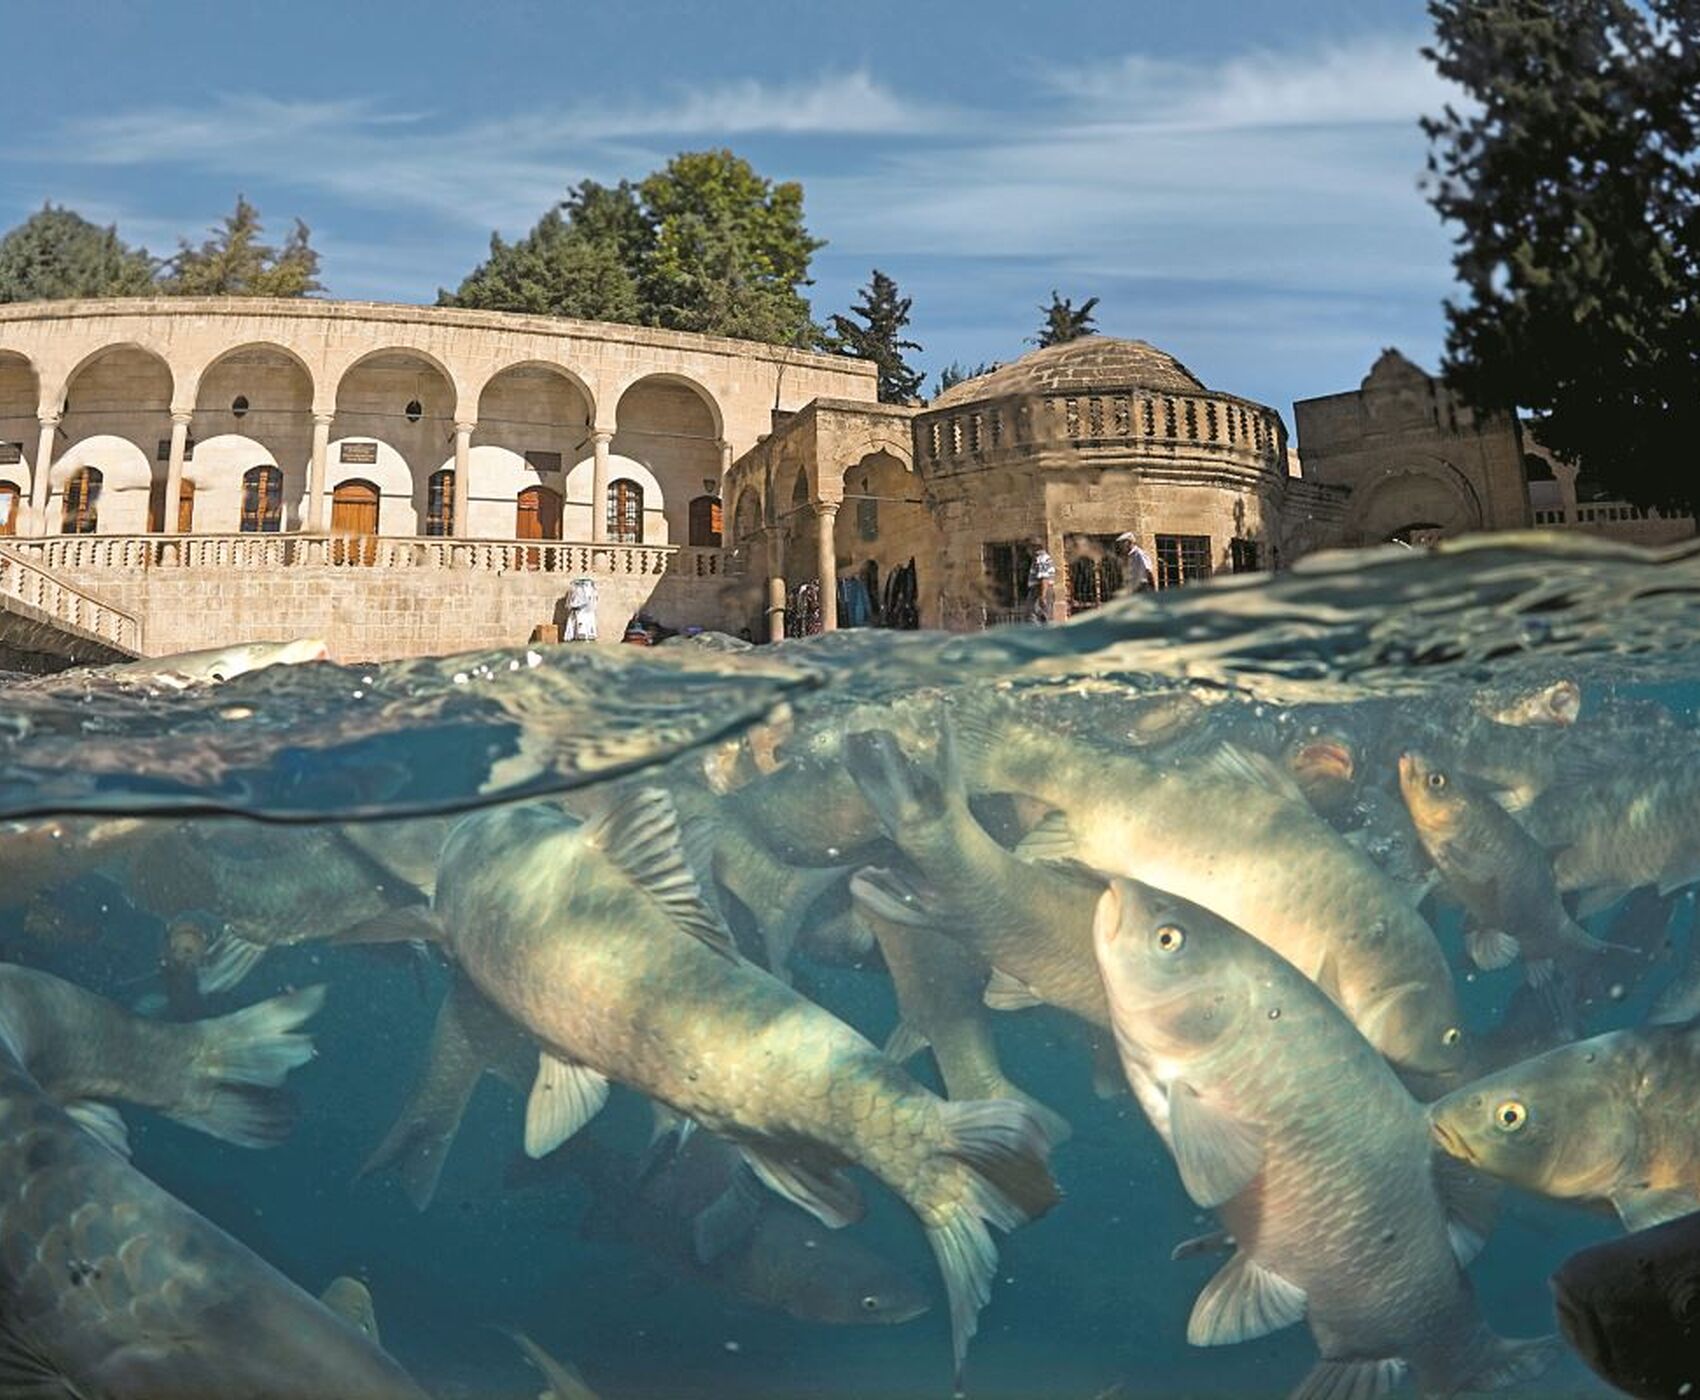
[9,638,1700,1398]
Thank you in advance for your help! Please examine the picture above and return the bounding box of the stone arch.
[1344,459,1484,546]
[332,345,463,419]
[0,352,38,509]
[833,448,938,614]
[50,340,177,414]
[182,340,317,407]
[613,372,724,543]
[48,436,153,533]
[731,487,761,546]
[330,350,457,537]
[563,454,665,544]
[307,437,420,535]
[471,361,595,539]
[54,347,175,529]
[189,345,315,533]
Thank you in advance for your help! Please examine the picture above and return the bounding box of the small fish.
[1551,1207,1700,1400]
[1429,1024,1700,1231]
[1092,876,1554,1398]
[111,637,331,687]
[1398,750,1614,980]
[349,791,1059,1382]
[1475,678,1582,728]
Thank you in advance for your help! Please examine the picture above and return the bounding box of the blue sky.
[1,0,1458,427]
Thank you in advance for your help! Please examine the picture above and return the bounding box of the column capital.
[815,500,841,518]
[454,420,477,437]
[37,412,60,429]
[312,411,336,428]
[169,410,194,428]
[591,428,615,446]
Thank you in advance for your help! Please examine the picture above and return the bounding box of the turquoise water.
[4,533,1698,1398]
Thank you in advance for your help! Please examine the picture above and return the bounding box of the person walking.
[1026,541,1057,623]
[1115,532,1155,595]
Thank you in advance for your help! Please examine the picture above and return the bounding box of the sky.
[0,0,1461,429]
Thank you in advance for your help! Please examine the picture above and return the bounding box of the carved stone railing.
[0,543,143,651]
[11,533,737,580]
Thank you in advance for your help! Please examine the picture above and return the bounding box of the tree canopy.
[1033,291,1100,347]
[825,269,924,403]
[1424,0,1700,511]
[0,205,156,303]
[935,361,998,396]
[443,151,823,345]
[159,197,323,297]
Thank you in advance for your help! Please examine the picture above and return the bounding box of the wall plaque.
[524,450,563,472]
[340,441,379,465]
[0,442,20,465]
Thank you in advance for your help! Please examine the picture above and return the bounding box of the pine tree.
[935,361,997,396]
[1423,0,1700,510]
[1033,291,1100,347]
[160,197,323,297]
[826,270,924,403]
[0,205,156,303]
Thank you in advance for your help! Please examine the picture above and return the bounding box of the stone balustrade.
[0,543,143,652]
[9,533,734,581]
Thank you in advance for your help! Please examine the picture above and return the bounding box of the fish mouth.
[1429,1115,1477,1164]
[1293,739,1354,784]
[879,1298,932,1326]
[1551,1284,1611,1375]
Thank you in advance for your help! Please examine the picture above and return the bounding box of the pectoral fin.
[883,1020,930,1063]
[64,1101,131,1159]
[1011,810,1078,863]
[982,969,1043,1011]
[739,1143,863,1229]
[1167,1081,1263,1208]
[523,1051,609,1159]
[588,788,740,961]
[1465,925,1521,972]
[0,1318,79,1398]
[1186,1250,1306,1346]
[1611,1185,1700,1232]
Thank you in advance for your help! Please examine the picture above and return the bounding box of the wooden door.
[331,479,380,565]
[515,485,562,569]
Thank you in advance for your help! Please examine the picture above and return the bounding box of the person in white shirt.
[1116,532,1156,594]
[1026,542,1057,623]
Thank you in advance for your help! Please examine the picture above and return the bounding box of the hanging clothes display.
[836,574,873,628]
[881,558,919,630]
[862,560,883,626]
[784,580,823,638]
[563,576,599,642]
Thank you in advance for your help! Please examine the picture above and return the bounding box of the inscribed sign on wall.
[340,441,379,465]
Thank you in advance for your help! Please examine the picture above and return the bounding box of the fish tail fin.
[174,983,327,1146]
[196,929,269,994]
[1289,1357,1407,1400]
[843,728,950,835]
[923,1097,1060,1385]
[987,1079,1073,1147]
[1436,1329,1561,1395]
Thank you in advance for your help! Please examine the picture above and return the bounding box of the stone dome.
[931,335,1206,408]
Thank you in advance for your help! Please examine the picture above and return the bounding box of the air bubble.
[1610,983,1627,1001]
[724,1341,741,1353]
[1268,1008,1281,1020]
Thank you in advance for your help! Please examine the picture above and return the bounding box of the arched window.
[62,467,101,534]
[0,482,17,536]
[426,469,454,537]
[147,479,195,533]
[331,478,380,565]
[688,494,722,548]
[607,479,643,544]
[231,395,250,419]
[241,466,284,533]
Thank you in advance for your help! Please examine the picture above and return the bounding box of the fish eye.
[1426,771,1446,790]
[1154,924,1186,954]
[860,1295,880,1311]
[1442,1027,1462,1047]
[1672,1279,1700,1324]
[1493,1099,1527,1132]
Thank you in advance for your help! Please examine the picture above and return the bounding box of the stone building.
[726,336,1344,632]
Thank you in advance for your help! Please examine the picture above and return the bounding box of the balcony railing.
[8,533,736,580]
[0,543,143,652]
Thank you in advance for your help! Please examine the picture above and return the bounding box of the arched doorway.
[62,467,102,534]
[331,478,380,565]
[148,477,195,533]
[688,494,722,547]
[1387,521,1445,546]
[0,482,17,536]
[426,469,454,537]
[607,479,643,544]
[241,466,284,533]
[516,484,562,568]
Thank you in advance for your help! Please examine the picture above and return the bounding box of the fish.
[947,694,1467,1079]
[125,818,431,993]
[1429,1023,1700,1231]
[1398,750,1614,979]
[351,790,1059,1381]
[1551,1207,1700,1400]
[850,876,1070,1144]
[1092,875,1555,1399]
[0,815,163,911]
[508,1121,932,1328]
[320,1276,381,1344]
[108,637,332,687]
[1475,678,1582,728]
[506,1328,601,1400]
[0,968,428,1398]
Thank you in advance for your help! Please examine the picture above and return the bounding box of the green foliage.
[935,360,998,396]
[445,151,823,346]
[160,196,323,297]
[825,269,924,403]
[0,204,156,303]
[1424,0,1700,510]
[1033,291,1100,348]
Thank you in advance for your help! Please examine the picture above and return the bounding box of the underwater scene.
[8,533,1700,1399]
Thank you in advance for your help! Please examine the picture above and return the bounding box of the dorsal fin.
[588,788,740,961]
[1012,811,1078,863]
[1198,744,1306,805]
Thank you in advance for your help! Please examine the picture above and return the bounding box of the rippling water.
[6,533,1699,1398]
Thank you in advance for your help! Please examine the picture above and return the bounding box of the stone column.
[816,502,839,631]
[590,430,614,542]
[718,438,733,481]
[30,415,58,535]
[452,422,474,537]
[307,413,333,533]
[765,531,786,642]
[162,412,192,534]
